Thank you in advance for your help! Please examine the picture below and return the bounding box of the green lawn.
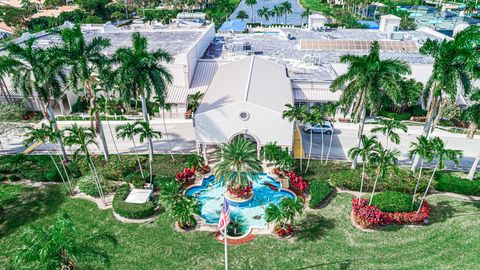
[1,183,479,269]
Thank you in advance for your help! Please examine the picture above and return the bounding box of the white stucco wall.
[195,102,293,147]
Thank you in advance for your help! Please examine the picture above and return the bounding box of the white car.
[303,121,334,135]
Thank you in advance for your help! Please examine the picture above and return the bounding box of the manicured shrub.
[435,172,480,196]
[124,172,145,188]
[308,180,333,208]
[77,174,115,197]
[113,185,155,219]
[371,191,418,213]
[378,111,411,121]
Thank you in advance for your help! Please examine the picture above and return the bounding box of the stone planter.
[224,191,254,207]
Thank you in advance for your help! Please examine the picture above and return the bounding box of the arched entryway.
[229,131,262,159]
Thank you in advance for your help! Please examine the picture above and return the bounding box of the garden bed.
[112,185,156,220]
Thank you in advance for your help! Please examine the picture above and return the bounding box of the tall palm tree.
[301,8,311,26]
[468,154,480,180]
[272,5,283,24]
[281,1,292,25]
[112,32,173,163]
[13,212,117,270]
[52,24,112,161]
[63,124,106,205]
[116,122,145,179]
[348,135,381,198]
[245,0,257,23]
[135,121,162,184]
[371,118,408,148]
[330,41,411,169]
[304,105,325,173]
[3,39,70,161]
[408,136,434,204]
[257,6,270,24]
[412,26,480,170]
[215,138,263,189]
[462,89,480,139]
[282,104,308,170]
[236,10,249,21]
[24,124,73,194]
[417,137,462,212]
[156,98,175,161]
[187,91,204,115]
[369,147,400,205]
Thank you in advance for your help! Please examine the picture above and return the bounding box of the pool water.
[185,173,295,231]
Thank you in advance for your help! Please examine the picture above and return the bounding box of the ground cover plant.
[308,180,333,208]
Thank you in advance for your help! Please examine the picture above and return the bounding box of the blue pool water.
[185,173,295,230]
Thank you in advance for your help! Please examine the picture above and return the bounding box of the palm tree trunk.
[140,94,154,162]
[46,103,69,162]
[352,104,367,169]
[413,94,440,171]
[53,144,73,195]
[325,134,333,164]
[417,163,438,213]
[149,158,153,184]
[466,122,478,139]
[368,172,380,205]
[305,131,314,173]
[131,137,145,179]
[44,142,70,194]
[87,154,106,205]
[85,80,109,161]
[468,154,480,180]
[412,159,424,204]
[320,131,324,162]
[162,108,175,161]
[104,97,121,160]
[359,162,365,197]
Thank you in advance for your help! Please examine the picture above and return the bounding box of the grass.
[298,0,334,15]
[1,183,480,269]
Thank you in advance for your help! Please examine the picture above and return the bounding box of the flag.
[217,198,231,231]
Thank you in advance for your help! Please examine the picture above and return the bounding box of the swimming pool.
[185,173,295,230]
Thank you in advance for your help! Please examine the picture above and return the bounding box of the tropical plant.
[416,138,462,212]
[272,5,283,24]
[52,24,112,161]
[116,122,145,179]
[214,138,262,190]
[24,124,73,194]
[369,147,400,205]
[282,104,308,170]
[63,124,106,205]
[257,6,270,23]
[169,195,198,229]
[236,10,249,20]
[112,32,173,162]
[348,135,381,197]
[280,1,292,24]
[185,152,205,171]
[275,148,295,171]
[156,98,175,161]
[262,142,283,164]
[135,121,162,184]
[265,197,303,235]
[330,41,411,169]
[301,8,311,26]
[412,26,480,170]
[408,135,434,203]
[13,212,117,270]
[462,89,480,139]
[371,118,408,148]
[304,105,326,172]
[187,91,204,114]
[464,0,478,16]
[245,0,256,22]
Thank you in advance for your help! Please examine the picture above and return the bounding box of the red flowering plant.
[351,198,430,229]
[287,172,309,193]
[175,168,196,183]
[226,183,253,198]
[274,224,293,237]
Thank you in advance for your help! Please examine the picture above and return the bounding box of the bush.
[378,111,411,121]
[410,105,427,117]
[124,172,145,188]
[0,101,28,122]
[371,191,418,213]
[308,180,333,208]
[435,172,480,196]
[113,185,155,219]
[77,174,115,197]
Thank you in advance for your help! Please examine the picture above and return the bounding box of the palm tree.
[245,0,257,23]
[301,8,311,26]
[116,122,145,179]
[187,91,204,115]
[63,124,106,205]
[3,39,70,161]
[156,98,175,161]
[236,10,249,21]
[185,152,205,171]
[468,154,480,180]
[281,1,292,25]
[262,141,283,164]
[272,5,282,24]
[417,137,462,212]
[323,102,337,164]
[265,197,303,232]
[215,138,263,190]
[348,135,381,198]
[135,121,162,184]
[24,124,73,194]
[304,105,325,173]
[282,104,308,170]
[257,6,270,24]
[412,26,480,170]
[371,118,408,148]
[169,195,198,229]
[52,24,112,161]
[369,147,400,205]
[13,212,117,270]
[408,136,435,204]
[462,89,480,139]
[464,0,477,16]
[112,32,173,163]
[330,41,411,169]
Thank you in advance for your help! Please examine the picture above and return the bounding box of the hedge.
[435,172,480,196]
[113,185,155,219]
[308,180,333,208]
[378,111,411,121]
[77,174,115,197]
[370,191,419,213]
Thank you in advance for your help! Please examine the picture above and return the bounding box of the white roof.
[196,56,293,114]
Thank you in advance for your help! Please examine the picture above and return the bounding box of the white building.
[194,56,294,159]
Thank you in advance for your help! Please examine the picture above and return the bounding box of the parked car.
[303,121,334,135]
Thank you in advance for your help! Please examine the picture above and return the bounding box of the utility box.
[379,15,401,32]
[308,14,329,31]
